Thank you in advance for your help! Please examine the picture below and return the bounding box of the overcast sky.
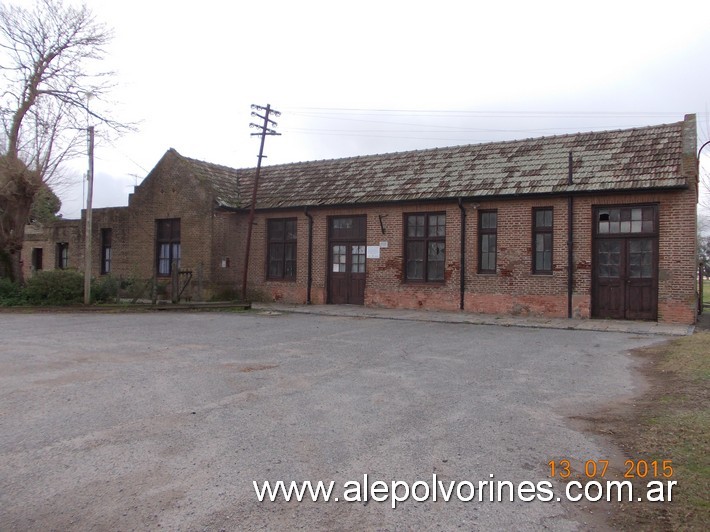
[16,0,710,218]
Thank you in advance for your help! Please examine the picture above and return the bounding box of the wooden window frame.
[594,205,658,237]
[532,207,553,274]
[155,218,181,277]
[100,228,112,275]
[478,210,497,274]
[403,212,446,283]
[56,242,68,270]
[266,218,297,281]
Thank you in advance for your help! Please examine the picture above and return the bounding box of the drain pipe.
[567,152,574,319]
[304,207,313,304]
[458,198,466,310]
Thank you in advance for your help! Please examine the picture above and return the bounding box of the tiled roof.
[175,119,691,210]
[180,155,243,207]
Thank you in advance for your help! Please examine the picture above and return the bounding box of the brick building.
[22,115,699,324]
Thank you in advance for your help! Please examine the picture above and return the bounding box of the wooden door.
[625,237,657,320]
[592,205,658,321]
[328,216,366,305]
[594,238,625,319]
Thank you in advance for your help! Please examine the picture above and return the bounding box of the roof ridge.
[179,119,685,174]
[181,153,241,173]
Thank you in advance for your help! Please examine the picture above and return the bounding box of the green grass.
[658,333,709,527]
[612,333,710,530]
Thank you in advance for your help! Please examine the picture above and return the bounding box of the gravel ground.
[0,311,667,531]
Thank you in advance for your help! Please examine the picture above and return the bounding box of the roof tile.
[177,120,688,210]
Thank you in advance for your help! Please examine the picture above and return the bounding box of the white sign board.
[366,246,380,259]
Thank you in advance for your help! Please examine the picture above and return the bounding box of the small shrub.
[92,275,119,303]
[116,277,150,301]
[24,270,84,305]
[0,277,24,306]
[155,281,168,296]
[210,287,239,301]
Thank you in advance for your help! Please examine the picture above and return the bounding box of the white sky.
[15,0,710,218]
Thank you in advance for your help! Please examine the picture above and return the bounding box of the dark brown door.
[625,238,657,320]
[328,216,366,305]
[592,205,658,321]
[594,239,625,319]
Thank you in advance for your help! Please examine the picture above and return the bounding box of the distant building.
[23,115,700,324]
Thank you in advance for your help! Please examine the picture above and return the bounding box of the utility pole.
[83,125,94,305]
[241,104,281,300]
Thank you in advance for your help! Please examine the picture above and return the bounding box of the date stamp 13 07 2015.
[547,459,677,503]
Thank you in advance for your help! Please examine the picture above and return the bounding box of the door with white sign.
[328,216,366,305]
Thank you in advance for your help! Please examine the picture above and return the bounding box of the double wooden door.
[592,205,658,321]
[328,216,366,305]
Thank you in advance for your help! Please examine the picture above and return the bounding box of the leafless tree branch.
[0,0,132,178]
[0,0,132,281]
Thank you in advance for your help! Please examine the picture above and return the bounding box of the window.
[31,248,43,271]
[332,244,347,273]
[404,213,445,281]
[351,245,366,273]
[101,228,112,275]
[330,216,366,241]
[533,208,553,274]
[156,219,180,276]
[596,206,656,235]
[56,243,68,269]
[267,218,297,280]
[478,210,497,273]
[629,239,653,279]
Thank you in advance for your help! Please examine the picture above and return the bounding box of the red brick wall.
[573,189,697,325]
[19,151,697,324]
[244,186,697,325]
[21,182,697,325]
[208,210,242,297]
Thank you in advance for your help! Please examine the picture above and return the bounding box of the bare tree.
[0,0,124,282]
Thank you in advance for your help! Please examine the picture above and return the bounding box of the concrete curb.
[252,302,693,336]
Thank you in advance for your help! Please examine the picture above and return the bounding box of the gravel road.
[0,311,666,530]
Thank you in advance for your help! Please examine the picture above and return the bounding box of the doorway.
[328,216,366,305]
[592,205,658,320]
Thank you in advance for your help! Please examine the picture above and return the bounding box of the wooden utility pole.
[241,104,281,300]
[83,126,94,305]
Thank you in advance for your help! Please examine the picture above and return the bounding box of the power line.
[279,107,710,145]
[285,125,648,135]
[282,107,704,118]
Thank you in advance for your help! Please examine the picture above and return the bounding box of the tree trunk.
[0,156,41,284]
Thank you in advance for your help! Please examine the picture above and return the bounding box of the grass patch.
[601,332,709,530]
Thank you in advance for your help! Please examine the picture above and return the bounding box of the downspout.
[304,207,313,304]
[567,152,574,319]
[457,198,466,310]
